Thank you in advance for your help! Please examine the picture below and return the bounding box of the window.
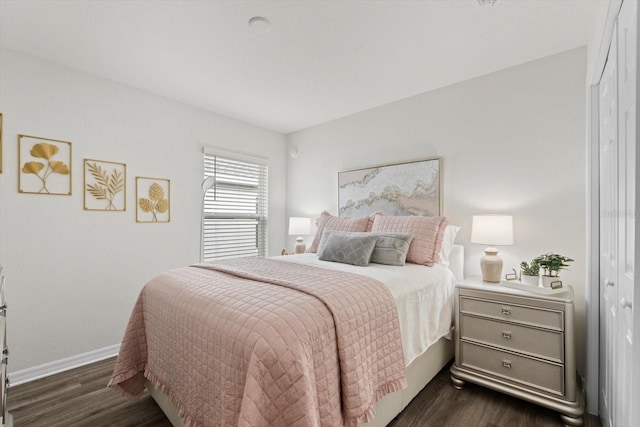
[202,149,268,262]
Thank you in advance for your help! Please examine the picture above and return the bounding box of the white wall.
[0,48,287,373]
[287,48,588,373]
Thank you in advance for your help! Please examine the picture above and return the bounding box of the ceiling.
[0,0,605,134]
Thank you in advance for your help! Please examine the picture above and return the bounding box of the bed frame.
[148,245,464,426]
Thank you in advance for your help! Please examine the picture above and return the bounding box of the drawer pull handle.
[502,331,512,339]
[501,308,511,316]
[502,360,512,369]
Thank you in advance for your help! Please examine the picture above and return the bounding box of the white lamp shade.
[471,215,513,246]
[288,217,312,236]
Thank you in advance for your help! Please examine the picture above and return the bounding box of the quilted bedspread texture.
[108,258,407,427]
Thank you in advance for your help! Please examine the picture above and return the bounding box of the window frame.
[201,148,268,262]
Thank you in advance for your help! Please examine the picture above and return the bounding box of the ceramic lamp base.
[295,237,306,254]
[480,247,503,283]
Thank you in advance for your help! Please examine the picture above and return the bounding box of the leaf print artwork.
[85,160,125,210]
[137,178,170,222]
[19,136,72,195]
[22,143,70,193]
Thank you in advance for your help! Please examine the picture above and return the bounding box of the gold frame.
[18,134,72,195]
[83,158,127,211]
[136,176,170,223]
[0,113,3,174]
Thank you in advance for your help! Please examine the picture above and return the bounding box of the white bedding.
[275,253,456,365]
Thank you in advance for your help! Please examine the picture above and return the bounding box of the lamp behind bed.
[288,217,312,253]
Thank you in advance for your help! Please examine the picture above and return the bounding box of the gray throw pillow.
[369,233,414,266]
[317,232,379,266]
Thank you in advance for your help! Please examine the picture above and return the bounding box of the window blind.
[202,151,268,262]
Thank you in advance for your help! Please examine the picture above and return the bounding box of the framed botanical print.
[84,159,126,211]
[136,176,170,223]
[19,134,72,195]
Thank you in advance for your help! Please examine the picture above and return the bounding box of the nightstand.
[450,276,584,427]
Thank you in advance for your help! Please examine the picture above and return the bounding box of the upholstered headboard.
[336,158,461,278]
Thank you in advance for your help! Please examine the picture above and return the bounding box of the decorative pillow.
[366,211,386,231]
[438,225,461,267]
[316,228,338,255]
[318,230,413,266]
[317,232,379,266]
[306,211,370,253]
[370,215,448,266]
[370,232,414,266]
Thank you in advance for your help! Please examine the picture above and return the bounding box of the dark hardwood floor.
[8,358,171,427]
[8,357,600,427]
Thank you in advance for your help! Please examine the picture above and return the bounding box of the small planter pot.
[521,274,540,287]
[541,275,562,288]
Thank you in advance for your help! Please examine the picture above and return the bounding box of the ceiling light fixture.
[477,0,498,6]
[248,16,272,34]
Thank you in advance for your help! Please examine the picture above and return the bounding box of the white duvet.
[276,254,456,366]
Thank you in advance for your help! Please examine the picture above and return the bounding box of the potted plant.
[519,259,540,287]
[533,253,574,288]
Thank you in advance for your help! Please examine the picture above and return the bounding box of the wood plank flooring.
[8,358,171,427]
[8,357,600,427]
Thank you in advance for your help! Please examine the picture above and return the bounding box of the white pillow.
[438,225,460,267]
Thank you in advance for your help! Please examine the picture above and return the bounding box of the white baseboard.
[8,344,120,387]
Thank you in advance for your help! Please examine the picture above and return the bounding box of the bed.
[109,158,461,426]
[109,237,462,425]
[144,244,463,427]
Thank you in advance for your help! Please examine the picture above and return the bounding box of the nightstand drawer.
[460,296,563,331]
[460,341,564,396]
[460,315,564,362]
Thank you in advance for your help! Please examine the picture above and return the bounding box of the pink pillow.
[370,215,448,266]
[307,211,370,253]
[366,211,386,231]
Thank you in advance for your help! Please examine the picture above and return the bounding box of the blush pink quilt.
[108,258,406,427]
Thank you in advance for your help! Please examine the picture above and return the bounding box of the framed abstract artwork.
[84,159,126,211]
[19,134,72,195]
[136,176,170,223]
[338,158,441,217]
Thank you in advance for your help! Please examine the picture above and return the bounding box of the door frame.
[586,0,624,416]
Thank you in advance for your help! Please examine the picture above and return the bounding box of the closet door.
[598,23,618,427]
[615,0,637,425]
[598,2,638,426]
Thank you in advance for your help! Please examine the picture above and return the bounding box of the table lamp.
[471,215,514,283]
[288,217,312,254]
